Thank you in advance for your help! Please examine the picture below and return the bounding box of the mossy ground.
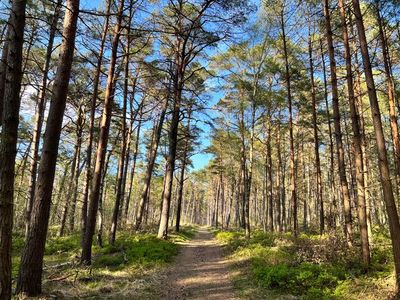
[213,228,396,300]
[12,225,197,299]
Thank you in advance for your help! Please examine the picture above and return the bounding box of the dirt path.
[160,228,238,300]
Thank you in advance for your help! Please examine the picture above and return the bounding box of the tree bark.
[308,27,324,234]
[323,0,353,244]
[338,0,370,264]
[81,0,124,265]
[26,0,62,237]
[16,0,79,295]
[81,0,111,244]
[0,1,27,298]
[352,0,400,292]
[280,8,297,236]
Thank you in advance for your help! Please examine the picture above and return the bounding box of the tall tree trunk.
[338,0,370,264]
[308,27,324,234]
[0,30,9,126]
[375,1,400,193]
[176,110,191,232]
[135,96,169,230]
[68,107,84,232]
[81,0,111,242]
[26,0,62,237]
[109,14,132,244]
[16,0,79,295]
[281,8,297,236]
[323,0,353,245]
[0,1,27,298]
[352,0,400,292]
[320,38,336,229]
[81,0,124,265]
[157,80,183,239]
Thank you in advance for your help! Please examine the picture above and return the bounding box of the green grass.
[214,229,396,299]
[11,225,197,298]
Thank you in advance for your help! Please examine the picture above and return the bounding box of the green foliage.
[45,234,81,255]
[215,229,395,299]
[93,234,179,269]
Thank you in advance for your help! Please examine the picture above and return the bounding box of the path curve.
[161,228,238,300]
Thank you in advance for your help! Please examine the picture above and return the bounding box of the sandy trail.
[160,228,238,300]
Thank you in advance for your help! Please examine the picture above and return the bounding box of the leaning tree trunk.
[308,28,324,234]
[175,110,191,232]
[352,0,400,292]
[323,0,353,245]
[338,0,370,264]
[26,0,62,237]
[157,77,183,239]
[281,8,298,236]
[0,1,27,298]
[135,95,169,230]
[81,0,124,265]
[16,0,79,296]
[375,1,400,194]
[81,0,111,243]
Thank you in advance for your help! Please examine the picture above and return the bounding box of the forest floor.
[157,228,238,299]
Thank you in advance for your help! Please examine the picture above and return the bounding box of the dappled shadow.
[160,229,238,300]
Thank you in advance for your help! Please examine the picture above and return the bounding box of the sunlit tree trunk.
[26,0,62,237]
[323,0,353,244]
[81,0,111,243]
[280,7,297,236]
[338,0,370,264]
[16,0,79,295]
[352,0,400,292]
[81,0,124,265]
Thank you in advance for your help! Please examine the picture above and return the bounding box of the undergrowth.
[215,228,395,300]
[12,225,197,299]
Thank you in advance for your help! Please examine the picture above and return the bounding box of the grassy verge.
[214,229,395,300]
[12,225,197,299]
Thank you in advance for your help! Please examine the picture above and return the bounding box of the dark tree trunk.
[81,0,111,244]
[323,0,353,245]
[81,0,124,265]
[352,0,400,292]
[16,0,79,295]
[26,0,62,237]
[0,1,27,298]
[338,0,370,264]
[280,8,297,236]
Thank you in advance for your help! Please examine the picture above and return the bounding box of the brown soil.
[159,228,238,300]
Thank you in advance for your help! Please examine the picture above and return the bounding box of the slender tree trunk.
[0,1,27,298]
[339,0,370,264]
[0,30,9,127]
[68,107,84,232]
[352,0,400,291]
[323,0,353,244]
[81,0,124,265]
[124,100,142,224]
[281,8,297,236]
[308,28,324,234]
[26,0,62,237]
[176,110,191,232]
[158,78,183,239]
[375,1,400,192]
[81,0,111,242]
[16,0,79,295]
[135,96,169,230]
[320,38,336,229]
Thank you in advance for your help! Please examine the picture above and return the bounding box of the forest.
[1,0,400,299]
